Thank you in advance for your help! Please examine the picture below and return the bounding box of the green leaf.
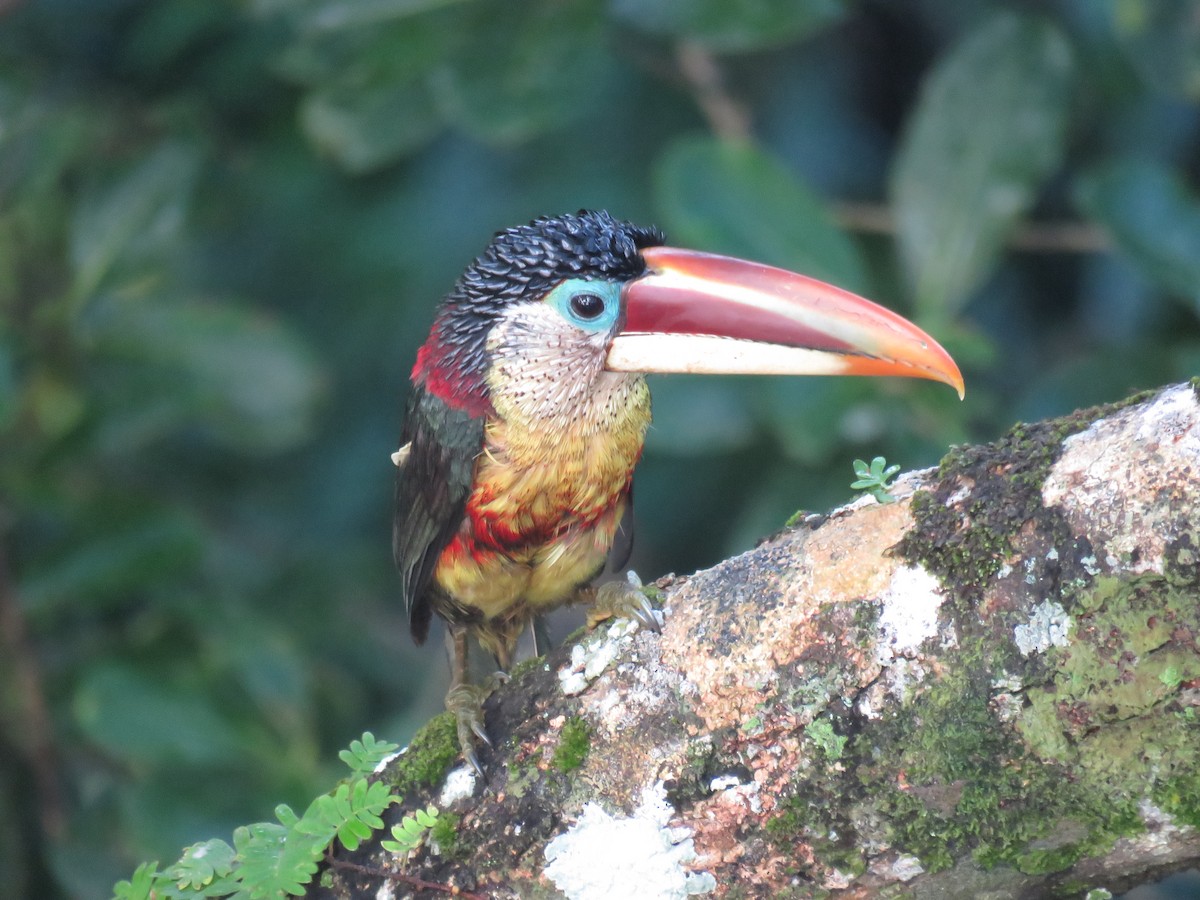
[275,804,301,830]
[289,0,468,34]
[85,295,323,454]
[287,14,454,170]
[849,456,900,503]
[21,512,204,618]
[655,136,866,291]
[163,839,236,891]
[300,79,440,173]
[338,732,401,777]
[436,0,615,143]
[1112,0,1200,98]
[292,780,396,852]
[1076,159,1200,309]
[890,13,1073,319]
[611,0,846,52]
[68,141,201,304]
[232,822,312,899]
[0,327,14,430]
[112,862,157,900]
[380,805,439,855]
[73,664,245,766]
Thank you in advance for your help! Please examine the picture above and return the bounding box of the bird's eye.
[569,292,605,320]
[546,278,621,333]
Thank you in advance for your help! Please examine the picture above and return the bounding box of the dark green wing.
[392,386,485,644]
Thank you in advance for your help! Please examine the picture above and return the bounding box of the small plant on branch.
[851,456,902,503]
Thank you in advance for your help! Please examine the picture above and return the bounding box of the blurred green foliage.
[0,0,1197,896]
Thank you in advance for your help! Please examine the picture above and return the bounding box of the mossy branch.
[325,385,1200,898]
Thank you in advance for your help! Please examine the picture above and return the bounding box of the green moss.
[384,712,460,795]
[1015,570,1200,826]
[900,394,1153,605]
[764,797,815,845]
[804,718,847,762]
[503,753,542,799]
[1154,769,1200,829]
[881,790,956,872]
[430,810,462,859]
[507,655,544,682]
[862,666,1146,877]
[764,796,866,880]
[552,716,591,773]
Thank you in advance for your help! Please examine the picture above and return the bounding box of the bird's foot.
[586,570,662,633]
[445,672,508,775]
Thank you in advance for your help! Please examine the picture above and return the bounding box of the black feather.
[392,385,485,643]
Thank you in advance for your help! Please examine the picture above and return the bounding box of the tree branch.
[674,41,753,144]
[316,382,1200,899]
[833,201,1111,253]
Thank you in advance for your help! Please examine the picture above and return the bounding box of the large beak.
[608,247,964,398]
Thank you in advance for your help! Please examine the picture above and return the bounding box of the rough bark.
[316,381,1200,900]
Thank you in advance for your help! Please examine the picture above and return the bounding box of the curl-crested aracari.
[393,210,963,770]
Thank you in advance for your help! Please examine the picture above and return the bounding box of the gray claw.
[632,595,661,633]
[591,570,663,633]
[463,746,483,777]
[470,718,492,747]
[446,682,494,771]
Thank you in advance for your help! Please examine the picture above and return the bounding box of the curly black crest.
[457,210,665,305]
[419,211,665,403]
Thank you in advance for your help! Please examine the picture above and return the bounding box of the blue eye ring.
[545,279,622,333]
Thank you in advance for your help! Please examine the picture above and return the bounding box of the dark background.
[1,0,1198,895]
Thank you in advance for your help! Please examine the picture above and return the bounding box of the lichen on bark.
[313,384,1200,900]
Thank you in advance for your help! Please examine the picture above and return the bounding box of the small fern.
[112,863,157,900]
[338,731,400,777]
[294,779,396,852]
[232,821,307,899]
[162,838,237,893]
[380,805,439,857]
[111,732,403,900]
[851,456,902,503]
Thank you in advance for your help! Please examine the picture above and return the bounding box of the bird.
[393,210,963,771]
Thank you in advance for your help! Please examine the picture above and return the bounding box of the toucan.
[393,210,963,771]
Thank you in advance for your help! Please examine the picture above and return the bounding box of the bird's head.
[412,210,963,416]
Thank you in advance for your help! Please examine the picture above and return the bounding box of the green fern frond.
[164,839,236,891]
[231,821,313,899]
[112,862,157,900]
[338,731,400,777]
[293,779,397,852]
[111,733,403,900]
[380,805,439,857]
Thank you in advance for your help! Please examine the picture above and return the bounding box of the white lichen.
[1044,384,1200,576]
[1014,600,1072,656]
[437,764,477,806]
[891,855,925,881]
[558,616,641,697]
[543,783,714,900]
[877,564,946,659]
[373,749,402,775]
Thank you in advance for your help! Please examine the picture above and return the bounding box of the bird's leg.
[530,615,553,658]
[443,624,510,775]
[444,625,488,774]
[584,570,661,633]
